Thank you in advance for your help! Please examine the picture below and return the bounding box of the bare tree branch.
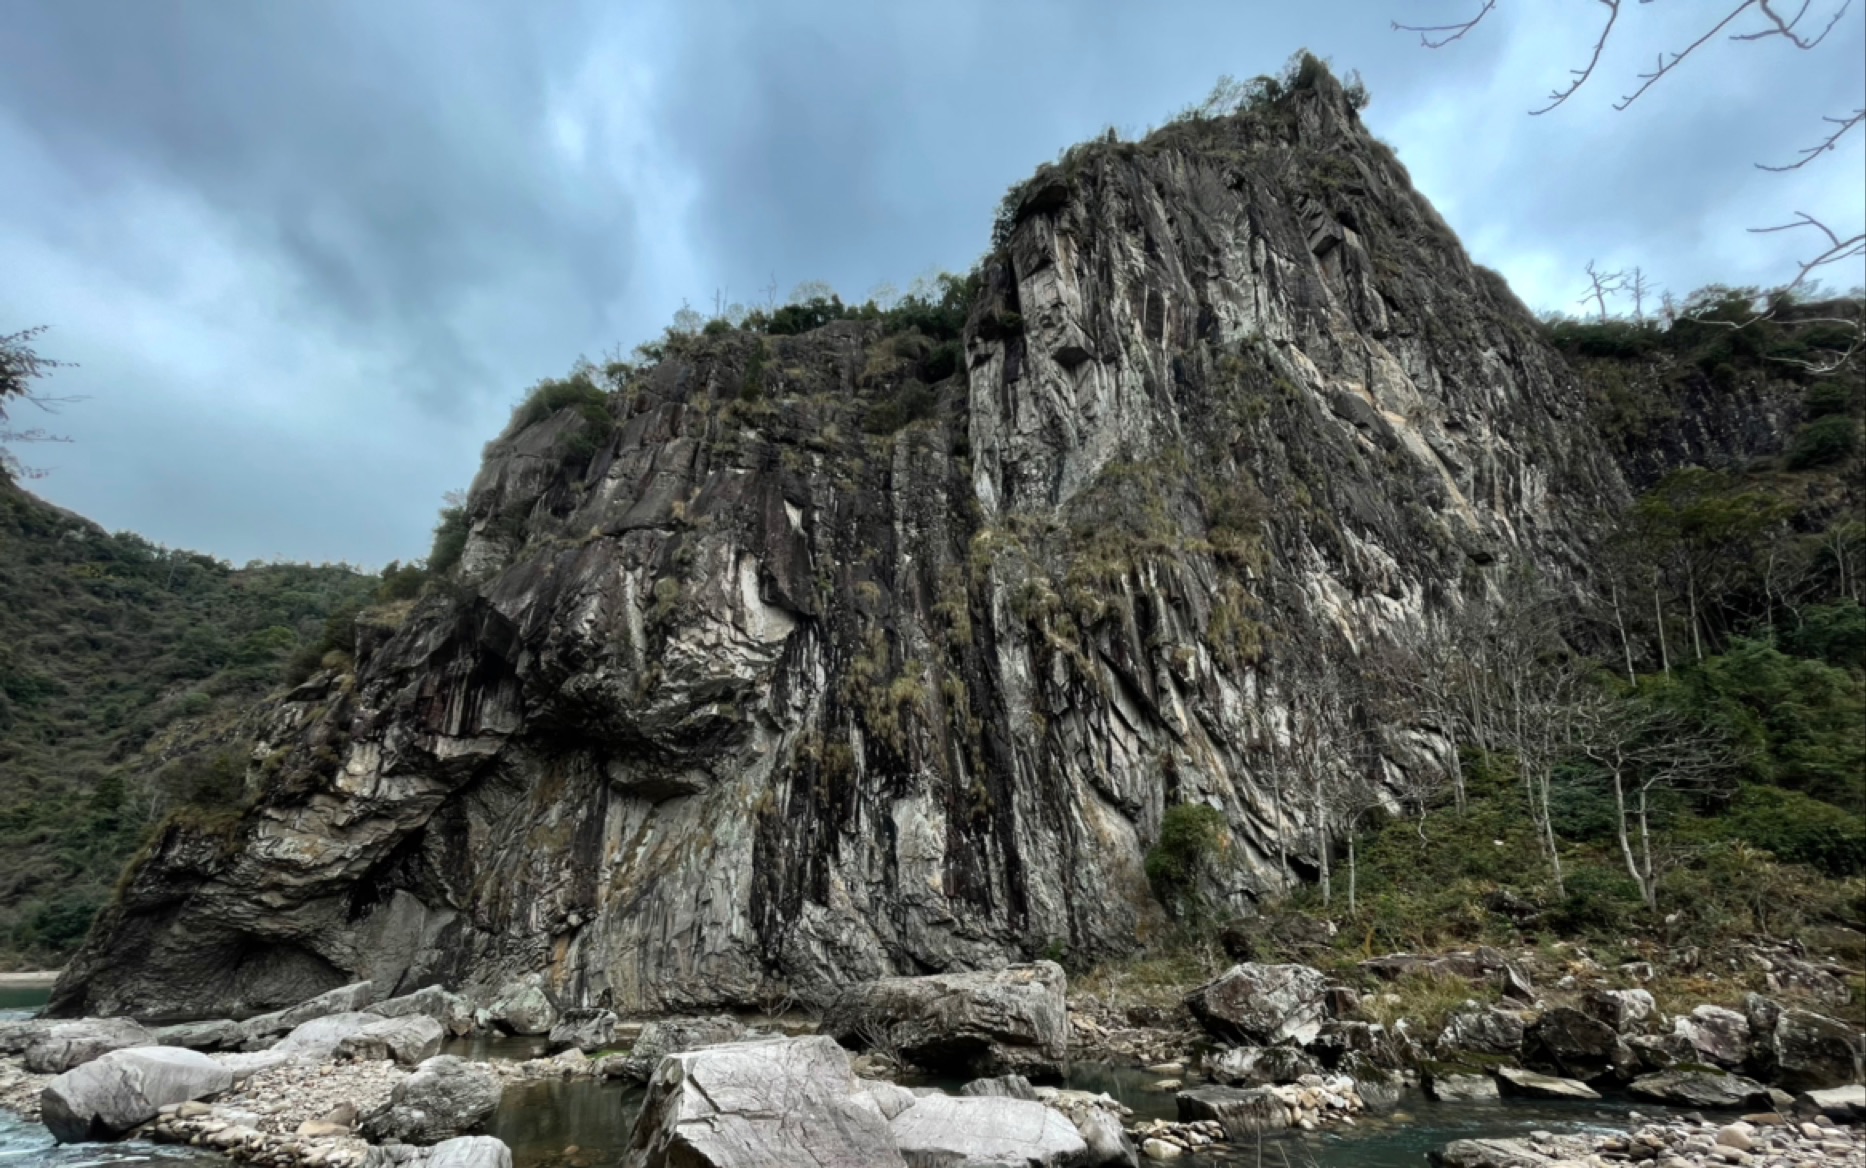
[1758,108,1865,171]
[1537,0,1623,115]
[1614,2,1761,111]
[1392,0,1499,48]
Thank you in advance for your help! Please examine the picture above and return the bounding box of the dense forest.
[0,481,377,968]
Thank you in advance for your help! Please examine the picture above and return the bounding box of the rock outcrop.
[823,963,1068,1077]
[40,1045,234,1143]
[51,61,1633,1020]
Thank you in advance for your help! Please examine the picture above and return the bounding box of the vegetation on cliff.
[0,480,378,967]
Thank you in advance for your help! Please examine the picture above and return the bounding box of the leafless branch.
[1579,259,1630,322]
[1750,211,1866,290]
[1759,108,1865,170]
[1614,2,1761,111]
[1736,0,1852,46]
[1535,0,1624,115]
[1392,0,1499,48]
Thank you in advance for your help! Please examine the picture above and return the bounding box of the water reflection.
[483,1077,646,1168]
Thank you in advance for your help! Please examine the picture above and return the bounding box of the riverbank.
[0,970,60,988]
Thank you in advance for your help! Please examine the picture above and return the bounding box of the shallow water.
[0,987,50,1014]
[0,1096,213,1167]
[480,1060,1679,1168]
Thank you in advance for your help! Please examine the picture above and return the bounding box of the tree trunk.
[1687,569,1704,662]
[1611,580,1636,686]
[1635,787,1657,911]
[1653,571,1671,677]
[1347,831,1358,915]
[1609,765,1652,908]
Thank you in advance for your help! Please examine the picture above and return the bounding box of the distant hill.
[0,478,377,968]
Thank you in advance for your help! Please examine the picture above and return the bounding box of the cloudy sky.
[3,1,1861,568]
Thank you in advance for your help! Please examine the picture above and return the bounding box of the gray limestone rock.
[1766,1007,1865,1092]
[1175,1086,1291,1138]
[1494,1066,1600,1100]
[23,1018,155,1074]
[624,1035,906,1168]
[1672,1004,1751,1068]
[1203,1044,1323,1087]
[337,1014,446,1066]
[959,1073,1038,1100]
[1185,963,1329,1047]
[487,979,556,1036]
[1580,988,1658,1034]
[150,1019,245,1052]
[890,1093,1088,1167]
[824,962,1068,1077]
[41,1046,234,1142]
[1424,1069,1500,1102]
[1628,1068,1773,1110]
[272,1011,390,1059]
[362,1054,503,1144]
[548,1007,620,1053]
[375,987,476,1037]
[1436,1006,1525,1059]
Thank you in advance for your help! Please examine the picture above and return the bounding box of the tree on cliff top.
[1,326,78,480]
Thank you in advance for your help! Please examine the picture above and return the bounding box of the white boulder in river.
[41,1045,234,1142]
[625,1035,907,1167]
[363,1054,504,1143]
[889,1093,1089,1167]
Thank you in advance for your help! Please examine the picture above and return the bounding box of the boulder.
[1673,1005,1750,1068]
[0,1018,51,1055]
[823,962,1068,1077]
[1436,1006,1524,1058]
[1580,988,1658,1034]
[1794,1084,1864,1122]
[273,1011,388,1059]
[486,978,557,1036]
[337,1014,446,1066]
[855,1078,922,1120]
[363,1054,504,1143]
[239,980,377,1045]
[1524,1007,1628,1080]
[623,1035,906,1168]
[890,1093,1088,1167]
[959,1073,1038,1100]
[1628,1069,1773,1110]
[605,1015,758,1081]
[1175,1086,1291,1137]
[1308,1021,1404,1071]
[1203,1044,1322,1086]
[1359,948,1534,1001]
[41,1045,235,1142]
[150,1019,244,1052]
[23,1018,155,1073]
[1183,963,1329,1047]
[1435,1136,1593,1167]
[375,986,476,1037]
[1073,1108,1140,1168]
[1766,1007,1865,1091]
[412,1136,516,1168]
[1626,1031,1697,1071]
[1424,1068,1500,1102]
[1494,1066,1600,1100]
[548,1007,620,1053]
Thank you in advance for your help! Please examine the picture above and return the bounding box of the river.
[7,988,1676,1167]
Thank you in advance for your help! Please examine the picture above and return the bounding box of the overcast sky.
[3,1,1861,569]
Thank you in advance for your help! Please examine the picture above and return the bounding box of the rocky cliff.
[52,65,1632,1021]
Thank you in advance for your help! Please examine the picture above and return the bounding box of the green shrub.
[1145,803,1228,917]
[1785,415,1859,469]
[1804,381,1857,419]
[863,382,939,435]
[1780,600,1866,670]
[428,506,470,576]
[1713,785,1866,878]
[1544,866,1643,935]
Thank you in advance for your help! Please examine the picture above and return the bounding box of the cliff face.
[54,68,1629,1020]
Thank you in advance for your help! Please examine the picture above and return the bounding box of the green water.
[0,987,50,1013]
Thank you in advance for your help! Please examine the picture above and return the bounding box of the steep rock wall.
[54,68,1628,1021]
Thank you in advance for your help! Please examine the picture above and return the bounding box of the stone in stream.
[374,986,477,1037]
[336,1013,446,1065]
[604,1015,758,1081]
[959,1073,1038,1099]
[1522,1006,1630,1081]
[1628,1068,1773,1110]
[271,1010,388,1059]
[1795,1083,1865,1121]
[889,1093,1088,1167]
[822,962,1069,1077]
[624,1035,906,1168]
[1494,1066,1600,1100]
[1203,1044,1322,1086]
[1175,1086,1292,1137]
[389,1135,516,1168]
[23,1017,155,1073]
[363,1054,504,1143]
[1432,1135,1594,1167]
[1423,1067,1500,1102]
[548,1007,620,1053]
[486,977,557,1036]
[40,1045,235,1143]
[1183,963,1330,1047]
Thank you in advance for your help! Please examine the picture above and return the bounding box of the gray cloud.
[2,1,1859,566]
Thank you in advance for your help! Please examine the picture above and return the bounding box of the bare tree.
[1569,686,1736,908]
[1397,1,1864,369]
[1579,260,1629,323]
[1,326,80,480]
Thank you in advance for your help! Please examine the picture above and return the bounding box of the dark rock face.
[51,68,1632,1020]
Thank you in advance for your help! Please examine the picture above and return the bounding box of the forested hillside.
[0,479,377,968]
